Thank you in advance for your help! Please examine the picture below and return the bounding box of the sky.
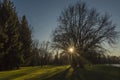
[11,0,120,56]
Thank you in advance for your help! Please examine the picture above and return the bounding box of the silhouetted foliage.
[0,0,22,70]
[52,1,119,68]
[29,41,53,66]
[19,15,32,66]
[0,0,32,70]
[29,40,40,66]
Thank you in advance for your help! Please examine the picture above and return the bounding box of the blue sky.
[11,0,120,56]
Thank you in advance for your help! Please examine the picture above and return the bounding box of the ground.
[0,65,120,80]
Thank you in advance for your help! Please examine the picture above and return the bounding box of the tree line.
[0,0,119,70]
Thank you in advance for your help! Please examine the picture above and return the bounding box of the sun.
[68,47,74,53]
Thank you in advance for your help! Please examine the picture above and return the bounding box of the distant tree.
[29,41,53,66]
[39,41,52,66]
[53,51,60,65]
[0,0,23,70]
[29,40,40,66]
[52,1,119,68]
[19,15,32,66]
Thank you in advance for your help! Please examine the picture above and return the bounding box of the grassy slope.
[0,65,120,80]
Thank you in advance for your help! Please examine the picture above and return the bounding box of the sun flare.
[68,47,74,53]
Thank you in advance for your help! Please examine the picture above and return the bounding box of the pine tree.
[0,0,23,70]
[20,15,32,66]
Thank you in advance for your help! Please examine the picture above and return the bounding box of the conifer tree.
[20,15,32,66]
[0,0,23,70]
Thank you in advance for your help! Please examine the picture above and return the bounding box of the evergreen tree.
[20,15,32,66]
[0,0,22,70]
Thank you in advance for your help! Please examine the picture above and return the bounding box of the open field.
[0,65,120,80]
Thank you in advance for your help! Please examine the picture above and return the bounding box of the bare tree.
[52,1,119,68]
[30,40,53,66]
[39,41,52,66]
[29,40,40,66]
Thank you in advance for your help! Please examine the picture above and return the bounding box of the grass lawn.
[0,65,120,80]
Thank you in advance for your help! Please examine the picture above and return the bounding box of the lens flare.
[68,47,74,53]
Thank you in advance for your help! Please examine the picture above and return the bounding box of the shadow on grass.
[40,67,84,80]
[41,65,120,80]
[70,66,120,80]
[41,67,88,80]
[41,67,71,80]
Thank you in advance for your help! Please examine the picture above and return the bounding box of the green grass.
[0,65,120,80]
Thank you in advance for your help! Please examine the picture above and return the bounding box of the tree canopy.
[52,1,119,68]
